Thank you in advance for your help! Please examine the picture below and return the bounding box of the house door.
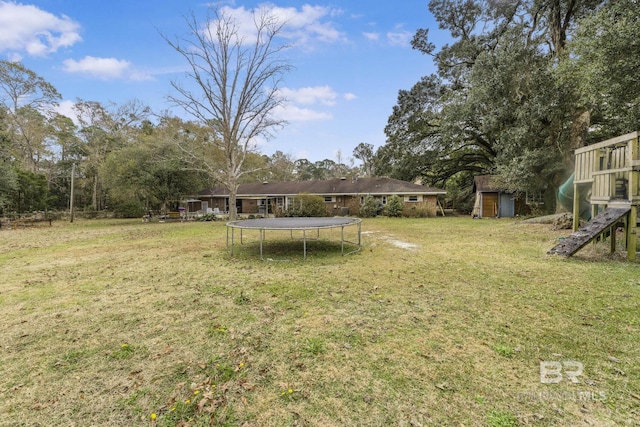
[236,199,242,214]
[481,193,499,217]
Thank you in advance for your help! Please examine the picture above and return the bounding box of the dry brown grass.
[0,217,639,426]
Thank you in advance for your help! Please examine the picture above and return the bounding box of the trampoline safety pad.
[226,217,362,260]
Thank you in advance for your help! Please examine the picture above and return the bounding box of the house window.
[406,195,419,202]
[324,196,335,202]
[382,196,387,205]
[526,191,545,205]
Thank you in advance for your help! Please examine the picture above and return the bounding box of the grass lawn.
[0,217,639,426]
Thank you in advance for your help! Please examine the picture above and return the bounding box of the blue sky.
[0,1,446,163]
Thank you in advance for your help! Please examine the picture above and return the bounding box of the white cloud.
[128,70,155,82]
[387,30,413,47]
[55,99,79,124]
[279,86,337,106]
[7,51,22,62]
[273,85,355,122]
[273,104,332,122]
[363,32,379,41]
[0,1,81,57]
[62,56,151,81]
[212,3,347,49]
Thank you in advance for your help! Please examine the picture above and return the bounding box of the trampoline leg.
[341,226,345,255]
[303,230,307,260]
[260,229,264,260]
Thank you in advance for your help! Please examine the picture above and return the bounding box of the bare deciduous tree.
[165,6,291,220]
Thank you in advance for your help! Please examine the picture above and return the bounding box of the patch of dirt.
[385,238,419,249]
[362,231,419,250]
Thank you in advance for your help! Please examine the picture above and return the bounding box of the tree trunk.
[92,174,98,211]
[228,191,237,221]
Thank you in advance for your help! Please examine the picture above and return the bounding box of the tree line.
[0,64,365,217]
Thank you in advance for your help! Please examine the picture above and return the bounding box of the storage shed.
[472,175,530,218]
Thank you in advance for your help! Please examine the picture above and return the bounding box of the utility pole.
[70,163,75,223]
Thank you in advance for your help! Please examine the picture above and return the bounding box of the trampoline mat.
[227,217,359,230]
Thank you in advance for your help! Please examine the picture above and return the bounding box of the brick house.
[193,177,446,217]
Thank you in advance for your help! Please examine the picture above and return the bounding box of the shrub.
[384,195,404,217]
[285,193,326,217]
[359,195,381,218]
[82,207,99,219]
[111,201,145,218]
[403,204,434,218]
[44,210,64,221]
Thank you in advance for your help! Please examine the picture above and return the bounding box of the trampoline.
[226,217,362,260]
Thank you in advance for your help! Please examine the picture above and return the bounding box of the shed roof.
[473,175,508,193]
[200,177,446,197]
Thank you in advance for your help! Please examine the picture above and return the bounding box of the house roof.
[199,177,446,197]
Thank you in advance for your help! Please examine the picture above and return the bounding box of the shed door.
[499,193,514,217]
[481,193,498,217]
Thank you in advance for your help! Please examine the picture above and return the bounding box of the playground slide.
[557,173,592,220]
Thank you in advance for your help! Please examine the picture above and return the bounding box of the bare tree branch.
[162,6,291,219]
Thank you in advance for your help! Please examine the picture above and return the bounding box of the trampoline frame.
[226,217,362,260]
